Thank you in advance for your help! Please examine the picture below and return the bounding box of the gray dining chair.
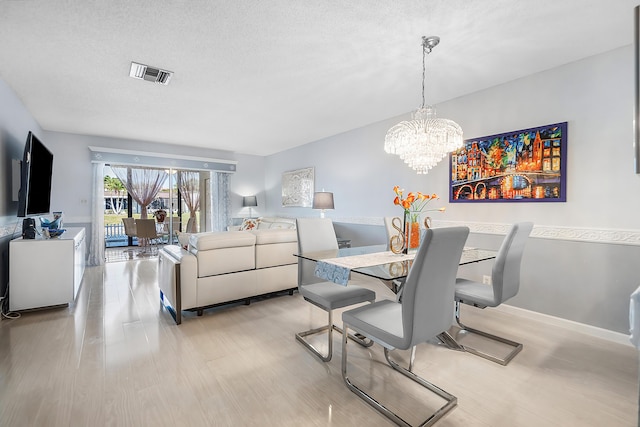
[454,221,533,365]
[295,218,376,362]
[341,226,469,426]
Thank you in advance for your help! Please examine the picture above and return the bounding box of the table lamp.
[243,195,258,218]
[312,192,334,218]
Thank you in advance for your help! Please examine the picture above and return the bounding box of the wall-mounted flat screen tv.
[17,131,54,217]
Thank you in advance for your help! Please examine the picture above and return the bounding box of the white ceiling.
[0,0,637,156]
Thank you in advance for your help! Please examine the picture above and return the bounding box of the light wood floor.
[0,258,637,426]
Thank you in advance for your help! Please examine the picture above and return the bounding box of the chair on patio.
[122,217,137,240]
[160,217,181,244]
[135,218,162,255]
[341,226,469,426]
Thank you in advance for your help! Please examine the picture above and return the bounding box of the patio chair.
[135,218,162,255]
[122,217,137,240]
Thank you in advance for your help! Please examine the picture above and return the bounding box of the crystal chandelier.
[384,36,463,174]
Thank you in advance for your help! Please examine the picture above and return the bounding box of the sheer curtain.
[178,170,200,232]
[211,172,231,232]
[88,163,105,266]
[110,166,168,218]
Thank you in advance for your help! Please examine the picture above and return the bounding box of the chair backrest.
[122,217,137,237]
[135,218,158,239]
[400,226,469,349]
[492,222,533,303]
[296,218,339,287]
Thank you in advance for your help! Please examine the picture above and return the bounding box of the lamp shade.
[312,192,334,210]
[243,196,258,207]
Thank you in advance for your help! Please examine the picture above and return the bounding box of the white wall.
[0,77,44,302]
[41,132,267,225]
[0,78,43,226]
[264,46,639,334]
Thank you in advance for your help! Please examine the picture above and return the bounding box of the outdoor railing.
[105,223,125,239]
[104,222,177,247]
[105,223,133,247]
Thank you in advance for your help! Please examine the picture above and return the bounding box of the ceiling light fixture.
[129,61,173,85]
[384,36,463,174]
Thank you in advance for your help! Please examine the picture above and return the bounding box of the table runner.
[314,247,477,285]
[314,251,415,286]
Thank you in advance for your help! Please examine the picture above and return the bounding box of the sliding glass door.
[103,165,204,248]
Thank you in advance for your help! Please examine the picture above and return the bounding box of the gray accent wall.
[265,45,639,334]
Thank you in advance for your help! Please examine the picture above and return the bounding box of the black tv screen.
[17,131,53,217]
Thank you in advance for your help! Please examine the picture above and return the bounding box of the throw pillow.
[240,218,259,231]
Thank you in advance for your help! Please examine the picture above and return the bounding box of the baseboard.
[495,304,633,347]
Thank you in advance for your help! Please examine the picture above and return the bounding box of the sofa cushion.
[268,222,295,229]
[257,216,296,230]
[249,228,297,244]
[190,231,256,251]
[250,229,297,269]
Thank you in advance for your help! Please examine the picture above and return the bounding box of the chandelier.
[384,36,463,174]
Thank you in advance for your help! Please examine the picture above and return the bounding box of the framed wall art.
[281,167,314,207]
[450,122,567,203]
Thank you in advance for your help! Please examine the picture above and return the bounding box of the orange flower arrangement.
[393,186,444,216]
[393,186,445,249]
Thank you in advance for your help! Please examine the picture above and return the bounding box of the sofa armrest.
[161,245,198,310]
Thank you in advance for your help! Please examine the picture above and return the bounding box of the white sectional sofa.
[158,225,298,324]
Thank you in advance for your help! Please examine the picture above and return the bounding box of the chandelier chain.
[422,39,426,109]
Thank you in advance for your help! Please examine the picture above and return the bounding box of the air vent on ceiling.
[129,62,173,85]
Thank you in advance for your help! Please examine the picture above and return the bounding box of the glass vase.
[405,210,421,251]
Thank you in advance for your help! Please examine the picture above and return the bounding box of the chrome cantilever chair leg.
[454,301,523,366]
[342,327,457,427]
[295,304,374,363]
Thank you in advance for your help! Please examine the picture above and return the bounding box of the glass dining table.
[295,243,497,289]
[295,243,498,350]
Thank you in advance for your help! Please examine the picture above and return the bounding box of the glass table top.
[295,244,497,282]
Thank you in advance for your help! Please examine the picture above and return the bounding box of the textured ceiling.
[0,0,637,156]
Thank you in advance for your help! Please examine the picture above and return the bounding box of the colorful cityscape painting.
[449,122,567,203]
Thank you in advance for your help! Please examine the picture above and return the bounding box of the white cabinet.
[9,227,86,311]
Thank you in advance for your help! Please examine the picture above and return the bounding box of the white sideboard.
[9,227,86,311]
